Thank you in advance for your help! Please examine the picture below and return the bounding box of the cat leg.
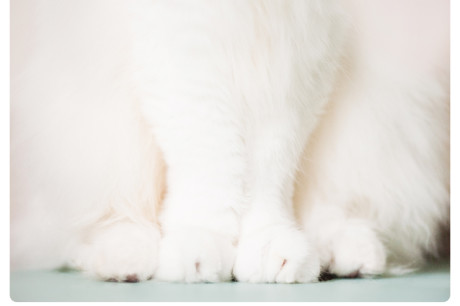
[150,106,243,282]
[234,109,321,283]
[67,121,165,282]
[131,1,248,281]
[138,78,244,282]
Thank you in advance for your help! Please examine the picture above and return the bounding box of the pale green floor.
[10,261,449,302]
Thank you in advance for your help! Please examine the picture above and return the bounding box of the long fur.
[11,0,449,282]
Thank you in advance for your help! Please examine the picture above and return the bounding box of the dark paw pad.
[124,274,139,283]
[344,270,360,279]
[318,271,337,282]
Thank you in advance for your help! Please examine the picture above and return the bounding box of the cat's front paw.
[71,221,160,282]
[234,226,320,283]
[154,228,235,282]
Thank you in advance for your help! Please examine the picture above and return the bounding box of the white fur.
[70,221,160,281]
[295,0,450,276]
[11,0,449,283]
[131,0,345,282]
[10,0,165,281]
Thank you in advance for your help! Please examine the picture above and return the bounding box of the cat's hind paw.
[324,222,386,278]
[70,221,160,282]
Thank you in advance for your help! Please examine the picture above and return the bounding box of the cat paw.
[154,228,235,282]
[233,226,320,283]
[326,224,386,278]
[71,221,160,282]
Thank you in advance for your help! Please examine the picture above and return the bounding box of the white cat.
[11,0,449,283]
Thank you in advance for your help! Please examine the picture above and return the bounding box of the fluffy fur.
[11,0,449,283]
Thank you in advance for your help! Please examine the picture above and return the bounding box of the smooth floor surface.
[10,261,450,302]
